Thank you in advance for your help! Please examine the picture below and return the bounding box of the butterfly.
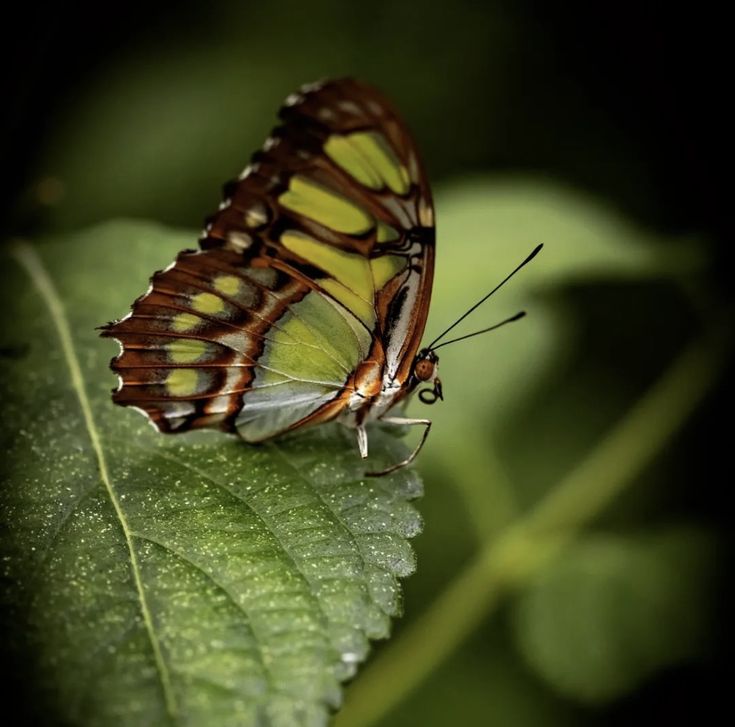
[100,78,538,475]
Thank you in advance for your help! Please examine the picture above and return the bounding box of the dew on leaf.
[2,224,424,725]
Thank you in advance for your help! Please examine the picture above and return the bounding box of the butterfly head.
[413,348,443,405]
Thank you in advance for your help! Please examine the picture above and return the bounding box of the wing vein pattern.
[102,78,435,442]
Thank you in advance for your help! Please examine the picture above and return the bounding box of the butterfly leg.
[356,425,369,459]
[365,417,432,477]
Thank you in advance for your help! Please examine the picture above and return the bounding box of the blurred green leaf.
[0,223,422,727]
[512,528,716,704]
[428,177,703,429]
[415,177,704,537]
[34,3,516,231]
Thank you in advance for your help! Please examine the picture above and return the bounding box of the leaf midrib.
[11,241,179,722]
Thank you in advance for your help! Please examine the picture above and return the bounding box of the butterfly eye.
[414,358,435,382]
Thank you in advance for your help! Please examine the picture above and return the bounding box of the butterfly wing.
[102,78,435,440]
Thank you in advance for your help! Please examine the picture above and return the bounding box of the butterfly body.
[102,78,441,472]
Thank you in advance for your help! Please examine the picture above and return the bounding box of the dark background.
[2,3,727,248]
[2,2,730,725]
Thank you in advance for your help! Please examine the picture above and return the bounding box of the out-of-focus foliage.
[28,2,661,236]
[513,528,716,703]
[416,178,703,538]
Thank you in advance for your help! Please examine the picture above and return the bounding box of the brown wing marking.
[100,248,310,433]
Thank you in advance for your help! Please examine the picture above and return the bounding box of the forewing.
[202,78,435,384]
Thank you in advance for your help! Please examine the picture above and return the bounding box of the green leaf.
[511,528,717,704]
[0,222,422,726]
[415,177,704,537]
[427,177,703,430]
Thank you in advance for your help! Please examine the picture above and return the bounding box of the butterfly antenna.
[426,244,542,350]
[431,311,526,351]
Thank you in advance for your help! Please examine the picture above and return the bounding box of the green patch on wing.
[280,176,373,234]
[325,131,410,194]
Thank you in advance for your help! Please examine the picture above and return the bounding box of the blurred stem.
[429,430,519,541]
[462,437,520,536]
[335,333,728,727]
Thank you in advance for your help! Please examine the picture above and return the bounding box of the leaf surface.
[0,222,422,727]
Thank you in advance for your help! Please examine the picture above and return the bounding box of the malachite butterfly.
[101,78,537,475]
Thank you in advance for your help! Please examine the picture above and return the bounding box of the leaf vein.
[267,444,395,614]
[12,242,179,723]
[132,532,275,693]
[149,450,338,633]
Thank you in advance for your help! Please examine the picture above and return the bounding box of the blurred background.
[2,1,730,725]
